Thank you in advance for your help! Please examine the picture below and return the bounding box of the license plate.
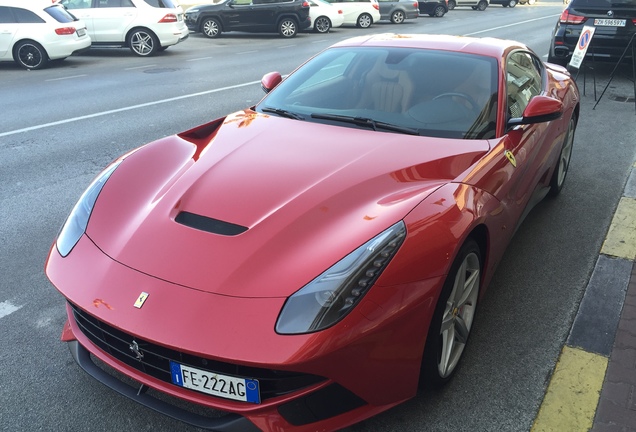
[76,28,87,37]
[170,361,260,403]
[594,19,626,27]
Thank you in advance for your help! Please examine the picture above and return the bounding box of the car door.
[499,50,559,229]
[0,6,18,58]
[223,0,256,30]
[68,0,138,43]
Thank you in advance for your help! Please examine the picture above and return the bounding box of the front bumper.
[46,234,441,430]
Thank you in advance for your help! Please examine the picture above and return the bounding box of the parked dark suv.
[184,0,311,38]
[418,0,448,16]
[548,0,636,67]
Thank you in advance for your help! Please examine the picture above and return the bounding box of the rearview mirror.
[261,72,282,94]
[507,95,563,128]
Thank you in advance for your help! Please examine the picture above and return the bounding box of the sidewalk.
[532,61,636,431]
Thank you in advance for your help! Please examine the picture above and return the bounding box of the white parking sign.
[569,26,596,69]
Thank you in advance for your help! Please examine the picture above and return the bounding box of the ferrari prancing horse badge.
[134,292,149,309]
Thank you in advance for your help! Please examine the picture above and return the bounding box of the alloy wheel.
[438,251,480,378]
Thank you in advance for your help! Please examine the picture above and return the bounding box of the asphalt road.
[1,2,636,431]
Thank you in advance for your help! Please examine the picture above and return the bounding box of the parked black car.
[418,0,448,16]
[184,0,311,38]
[548,0,636,66]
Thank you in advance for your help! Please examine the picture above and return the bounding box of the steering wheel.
[433,92,479,112]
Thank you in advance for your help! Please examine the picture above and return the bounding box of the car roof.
[331,33,528,60]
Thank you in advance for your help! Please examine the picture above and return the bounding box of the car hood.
[87,110,489,298]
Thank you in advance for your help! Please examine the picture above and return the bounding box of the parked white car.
[307,0,344,33]
[322,0,380,27]
[59,0,189,56]
[0,0,91,69]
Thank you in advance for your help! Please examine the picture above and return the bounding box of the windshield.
[257,47,499,139]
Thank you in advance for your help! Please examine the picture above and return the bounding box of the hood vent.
[175,211,248,236]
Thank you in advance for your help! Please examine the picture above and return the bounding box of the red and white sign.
[569,26,596,69]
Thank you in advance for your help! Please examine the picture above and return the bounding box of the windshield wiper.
[261,107,305,120]
[310,113,420,136]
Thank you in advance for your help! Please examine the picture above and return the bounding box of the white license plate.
[170,361,260,403]
[76,28,87,37]
[594,19,626,27]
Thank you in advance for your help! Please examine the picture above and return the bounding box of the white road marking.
[464,14,560,35]
[45,75,88,82]
[124,64,157,70]
[237,50,258,55]
[0,301,23,319]
[0,80,261,138]
[187,56,214,61]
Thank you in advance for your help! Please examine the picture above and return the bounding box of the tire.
[14,40,48,70]
[278,18,298,37]
[527,0,536,4]
[508,0,517,6]
[502,3,508,6]
[356,13,372,28]
[202,17,221,38]
[431,5,446,16]
[477,1,488,10]
[548,114,577,197]
[421,239,481,387]
[471,5,477,8]
[447,0,455,9]
[314,16,331,33]
[128,28,159,56]
[391,10,406,23]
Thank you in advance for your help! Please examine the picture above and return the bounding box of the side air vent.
[175,211,248,236]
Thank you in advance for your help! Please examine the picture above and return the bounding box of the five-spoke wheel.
[128,29,159,56]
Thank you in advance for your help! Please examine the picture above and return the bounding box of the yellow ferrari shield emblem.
[504,150,517,167]
[134,292,149,309]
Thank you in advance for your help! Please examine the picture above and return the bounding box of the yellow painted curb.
[601,197,636,260]
[532,346,608,432]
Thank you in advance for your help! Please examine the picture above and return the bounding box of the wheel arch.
[12,39,49,60]
[199,14,224,32]
[125,26,158,47]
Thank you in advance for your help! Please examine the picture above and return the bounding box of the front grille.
[70,302,325,402]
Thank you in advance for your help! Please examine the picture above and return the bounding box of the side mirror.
[507,95,563,128]
[261,71,282,94]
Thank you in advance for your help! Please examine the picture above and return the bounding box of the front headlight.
[56,161,121,257]
[276,221,406,335]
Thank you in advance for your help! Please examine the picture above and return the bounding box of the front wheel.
[202,17,221,38]
[548,114,577,197]
[431,5,446,16]
[447,0,456,9]
[356,13,372,28]
[314,16,331,33]
[476,1,488,10]
[508,0,517,6]
[391,10,405,23]
[278,18,298,37]
[14,40,48,70]
[128,28,159,56]
[421,239,481,387]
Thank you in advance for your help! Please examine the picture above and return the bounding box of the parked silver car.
[378,0,419,23]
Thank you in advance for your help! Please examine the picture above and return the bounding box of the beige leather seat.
[360,59,415,113]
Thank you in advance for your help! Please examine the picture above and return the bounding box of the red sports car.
[46,34,579,431]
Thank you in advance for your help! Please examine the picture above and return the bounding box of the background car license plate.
[170,361,260,403]
[594,19,626,26]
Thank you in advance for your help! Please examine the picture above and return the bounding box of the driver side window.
[505,51,543,118]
